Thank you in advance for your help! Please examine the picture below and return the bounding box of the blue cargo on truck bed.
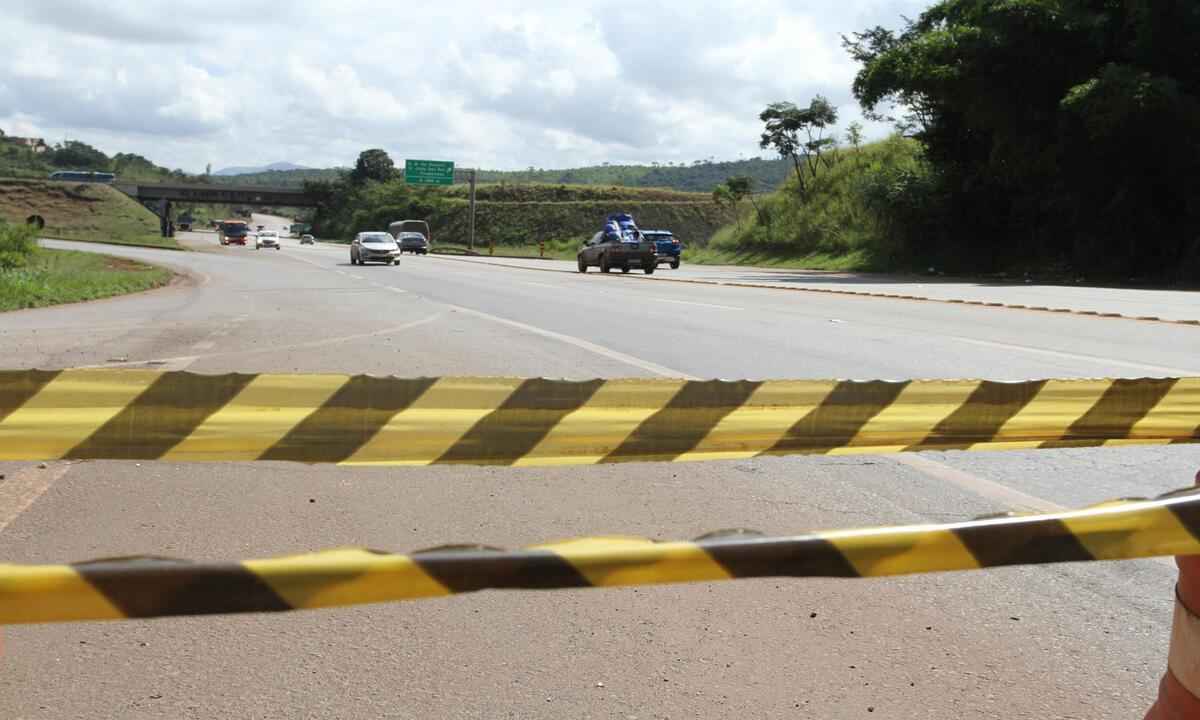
[641,230,681,269]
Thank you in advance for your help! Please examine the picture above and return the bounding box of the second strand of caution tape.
[3,488,1199,625]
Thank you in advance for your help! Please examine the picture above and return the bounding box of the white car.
[256,231,281,250]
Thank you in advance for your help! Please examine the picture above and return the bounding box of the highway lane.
[1,231,1199,718]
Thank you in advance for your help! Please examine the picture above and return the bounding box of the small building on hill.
[4,135,49,154]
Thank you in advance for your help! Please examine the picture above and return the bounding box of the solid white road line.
[444,302,695,378]
[652,298,743,311]
[894,453,1175,566]
[894,454,1065,513]
[950,335,1200,376]
[0,462,76,534]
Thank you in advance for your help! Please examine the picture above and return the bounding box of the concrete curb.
[429,254,1200,327]
[40,236,188,252]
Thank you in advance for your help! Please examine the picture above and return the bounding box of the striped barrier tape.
[3,488,1199,624]
[0,370,1197,465]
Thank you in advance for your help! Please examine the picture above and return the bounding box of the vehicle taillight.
[672,238,680,245]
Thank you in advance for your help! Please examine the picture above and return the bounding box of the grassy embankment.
[0,221,171,311]
[0,248,171,311]
[319,181,733,253]
[693,136,929,272]
[0,178,181,249]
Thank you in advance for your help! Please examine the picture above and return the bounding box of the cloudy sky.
[2,1,926,173]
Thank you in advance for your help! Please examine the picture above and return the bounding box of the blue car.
[641,230,681,269]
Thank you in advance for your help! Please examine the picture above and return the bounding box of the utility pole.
[468,169,477,252]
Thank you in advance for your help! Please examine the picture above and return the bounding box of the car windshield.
[362,235,393,244]
[400,233,425,240]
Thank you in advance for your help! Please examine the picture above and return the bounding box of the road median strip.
[428,254,1200,326]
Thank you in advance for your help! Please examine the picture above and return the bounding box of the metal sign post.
[468,169,476,252]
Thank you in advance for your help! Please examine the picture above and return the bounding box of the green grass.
[708,136,927,272]
[0,248,172,311]
[0,179,182,249]
[682,246,876,271]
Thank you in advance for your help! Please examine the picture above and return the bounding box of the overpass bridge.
[114,182,320,208]
[114,182,320,236]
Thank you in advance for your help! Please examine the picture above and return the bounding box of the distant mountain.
[213,162,310,176]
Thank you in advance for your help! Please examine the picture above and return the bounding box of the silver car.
[351,231,401,265]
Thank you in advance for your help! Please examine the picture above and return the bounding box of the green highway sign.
[405,159,454,185]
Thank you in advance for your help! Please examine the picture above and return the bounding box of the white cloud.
[0,0,928,172]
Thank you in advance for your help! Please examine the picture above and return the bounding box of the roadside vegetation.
[304,152,731,248]
[469,157,792,193]
[0,220,171,311]
[0,135,192,183]
[714,1,1200,281]
[701,136,927,271]
[0,179,181,249]
[201,158,792,193]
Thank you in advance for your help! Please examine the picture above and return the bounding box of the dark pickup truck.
[577,231,657,274]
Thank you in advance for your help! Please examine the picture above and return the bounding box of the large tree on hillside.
[759,97,839,197]
[350,148,395,184]
[844,0,1200,278]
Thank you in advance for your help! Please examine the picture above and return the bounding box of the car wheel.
[394,259,401,266]
[600,254,611,273]
[670,258,680,269]
[276,246,281,251]
[621,265,630,273]
[644,263,655,275]
[577,255,588,273]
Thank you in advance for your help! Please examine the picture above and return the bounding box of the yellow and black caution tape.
[3,488,1199,624]
[0,370,1197,465]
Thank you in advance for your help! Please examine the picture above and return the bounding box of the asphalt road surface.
[2,221,1199,719]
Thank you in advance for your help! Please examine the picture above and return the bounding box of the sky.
[1,0,927,173]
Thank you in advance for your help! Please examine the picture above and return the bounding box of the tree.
[845,122,864,153]
[51,140,109,169]
[845,0,1200,279]
[350,148,395,185]
[725,176,753,229]
[759,96,839,196]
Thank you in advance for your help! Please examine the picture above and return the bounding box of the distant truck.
[289,223,312,237]
[388,219,431,245]
[218,219,250,246]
